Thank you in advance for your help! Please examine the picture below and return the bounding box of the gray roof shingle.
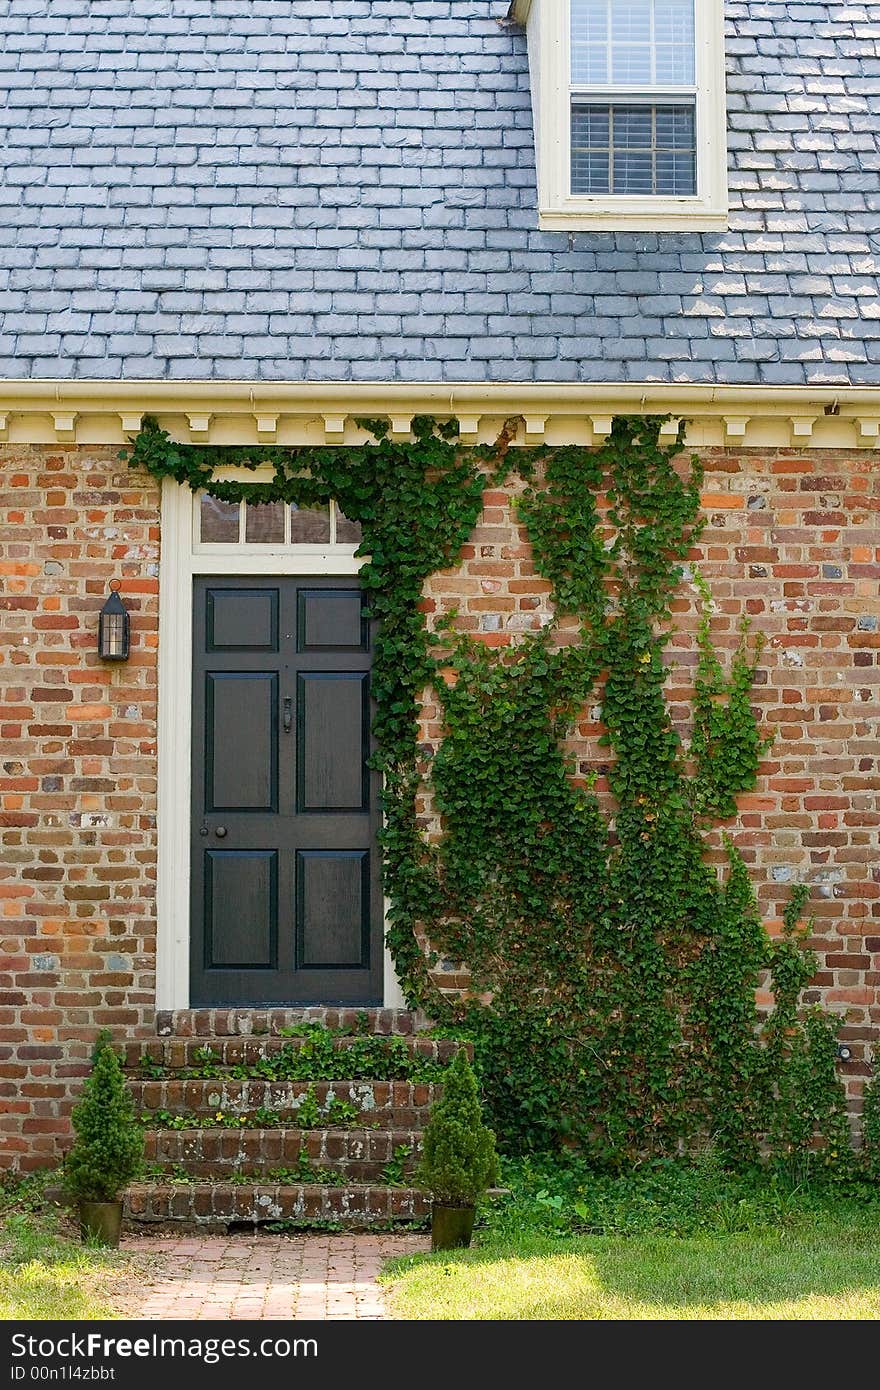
[0,0,878,384]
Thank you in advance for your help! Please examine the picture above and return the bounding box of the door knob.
[214,826,228,838]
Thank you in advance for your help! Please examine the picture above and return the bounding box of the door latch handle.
[283,696,292,733]
[214,825,227,838]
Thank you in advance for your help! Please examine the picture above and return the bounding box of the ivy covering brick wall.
[420,444,878,1030]
[0,435,877,1167]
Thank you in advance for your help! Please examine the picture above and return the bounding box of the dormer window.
[514,0,728,231]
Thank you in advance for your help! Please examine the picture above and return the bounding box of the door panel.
[297,587,366,650]
[206,672,277,812]
[191,578,381,1006]
[297,673,368,812]
[206,850,277,969]
[207,587,279,650]
[297,850,369,968]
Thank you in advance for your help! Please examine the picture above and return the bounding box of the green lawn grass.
[382,1155,880,1320]
[382,1222,880,1320]
[0,1177,143,1321]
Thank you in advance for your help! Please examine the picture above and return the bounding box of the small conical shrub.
[64,1031,144,1202]
[416,1048,500,1205]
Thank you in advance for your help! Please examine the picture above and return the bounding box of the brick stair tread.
[145,1162,416,1182]
[127,1181,426,1197]
[128,1077,439,1114]
[156,1008,432,1038]
[124,1181,432,1228]
[143,1126,422,1180]
[143,1124,423,1142]
[126,1034,467,1069]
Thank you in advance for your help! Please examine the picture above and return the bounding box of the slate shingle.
[0,0,877,384]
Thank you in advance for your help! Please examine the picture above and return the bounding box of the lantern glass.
[98,589,130,661]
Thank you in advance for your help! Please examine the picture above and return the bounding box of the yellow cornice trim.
[0,379,877,450]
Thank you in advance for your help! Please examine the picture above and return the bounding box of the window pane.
[571,105,611,193]
[614,148,653,193]
[652,103,695,192]
[610,0,651,82]
[655,150,696,194]
[611,42,652,84]
[611,0,652,44]
[335,506,363,544]
[289,502,331,543]
[571,102,695,196]
[614,99,654,194]
[200,495,240,543]
[245,501,285,543]
[614,105,653,148]
[571,0,695,87]
[655,103,694,147]
[571,0,608,83]
[655,1,695,83]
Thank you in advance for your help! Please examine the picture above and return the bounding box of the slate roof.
[0,0,878,385]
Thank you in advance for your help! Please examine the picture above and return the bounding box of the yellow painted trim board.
[0,379,877,449]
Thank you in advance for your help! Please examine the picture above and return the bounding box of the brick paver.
[119,1233,429,1321]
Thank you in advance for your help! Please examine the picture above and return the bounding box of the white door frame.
[155,478,405,1010]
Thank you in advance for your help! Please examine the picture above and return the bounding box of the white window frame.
[515,0,728,231]
[156,476,405,1011]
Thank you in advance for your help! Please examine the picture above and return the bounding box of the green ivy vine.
[125,414,852,1172]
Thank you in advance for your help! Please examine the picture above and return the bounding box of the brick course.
[1,442,878,1164]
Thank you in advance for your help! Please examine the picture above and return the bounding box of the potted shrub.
[64,1030,144,1247]
[416,1046,500,1251]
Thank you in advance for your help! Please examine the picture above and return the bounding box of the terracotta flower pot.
[78,1199,124,1247]
[431,1202,475,1251]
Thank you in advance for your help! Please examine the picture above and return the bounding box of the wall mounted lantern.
[98,581,130,662]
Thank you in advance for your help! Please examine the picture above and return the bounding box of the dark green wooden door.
[190,578,382,1006]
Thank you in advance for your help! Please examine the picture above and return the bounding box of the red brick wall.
[420,447,879,1121]
[0,447,160,1170]
[1,442,877,1166]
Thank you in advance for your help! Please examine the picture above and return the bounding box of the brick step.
[143,1127,422,1182]
[124,1182,430,1231]
[156,1008,429,1039]
[129,1077,439,1127]
[127,1034,466,1071]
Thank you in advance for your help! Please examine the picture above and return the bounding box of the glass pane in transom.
[335,506,363,544]
[199,495,240,543]
[289,502,331,544]
[245,500,285,543]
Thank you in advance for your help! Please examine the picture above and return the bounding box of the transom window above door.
[195,495,363,551]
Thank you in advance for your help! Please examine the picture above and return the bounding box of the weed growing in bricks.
[380,1144,416,1186]
[135,1039,446,1084]
[127,415,850,1170]
[139,1089,361,1131]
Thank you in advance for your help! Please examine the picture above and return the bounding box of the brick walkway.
[119,1233,430,1320]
